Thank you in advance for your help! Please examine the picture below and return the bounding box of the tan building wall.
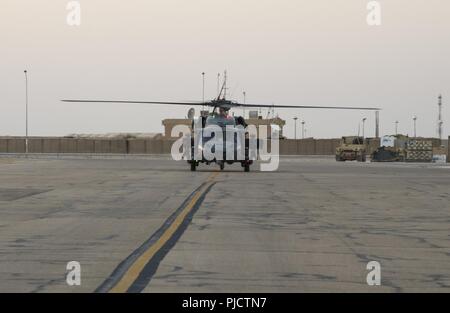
[162,119,192,138]
[162,117,286,139]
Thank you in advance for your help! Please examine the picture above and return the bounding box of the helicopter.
[62,71,380,172]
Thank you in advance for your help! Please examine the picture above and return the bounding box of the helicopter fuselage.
[186,113,253,172]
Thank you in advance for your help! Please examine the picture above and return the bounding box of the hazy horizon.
[1,0,449,139]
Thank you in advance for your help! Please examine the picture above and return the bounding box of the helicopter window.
[205,116,236,127]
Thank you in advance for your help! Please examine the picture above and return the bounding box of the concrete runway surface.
[0,155,449,292]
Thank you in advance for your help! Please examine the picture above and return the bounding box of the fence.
[2,136,446,157]
[0,137,178,155]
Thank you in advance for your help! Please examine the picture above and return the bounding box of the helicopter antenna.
[217,70,228,100]
[223,70,227,100]
[216,73,221,99]
[266,104,275,119]
[229,82,240,100]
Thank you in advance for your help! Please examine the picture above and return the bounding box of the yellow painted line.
[109,173,218,293]
[208,172,220,181]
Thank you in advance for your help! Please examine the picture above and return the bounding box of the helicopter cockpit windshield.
[205,115,236,128]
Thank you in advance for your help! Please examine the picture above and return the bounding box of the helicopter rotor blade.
[61,100,207,106]
[236,103,380,110]
[61,99,380,111]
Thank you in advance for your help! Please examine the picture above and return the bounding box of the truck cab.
[335,136,366,162]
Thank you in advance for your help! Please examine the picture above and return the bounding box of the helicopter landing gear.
[241,160,251,172]
[244,139,251,172]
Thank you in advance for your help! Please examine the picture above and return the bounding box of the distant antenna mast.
[223,70,228,100]
[438,95,443,140]
[216,73,221,98]
[217,70,228,100]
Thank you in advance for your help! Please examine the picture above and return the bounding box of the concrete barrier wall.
[128,139,146,154]
[127,138,175,155]
[162,139,175,154]
[7,138,25,153]
[280,139,297,155]
[277,139,339,155]
[0,138,8,153]
[304,139,316,155]
[0,138,126,154]
[5,136,445,156]
[77,139,95,153]
[60,139,77,153]
[146,139,163,154]
[315,139,331,155]
[43,139,60,153]
[29,138,43,153]
[94,140,110,154]
[110,140,127,154]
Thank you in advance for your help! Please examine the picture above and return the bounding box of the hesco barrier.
[2,136,444,156]
[278,139,342,155]
[0,137,341,155]
[0,138,129,154]
[406,139,433,162]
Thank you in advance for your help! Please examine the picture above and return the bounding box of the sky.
[1,0,449,139]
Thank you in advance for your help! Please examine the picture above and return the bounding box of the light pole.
[362,117,367,138]
[395,120,399,135]
[301,120,305,139]
[24,70,29,154]
[413,116,417,137]
[202,72,205,102]
[438,95,443,140]
[293,117,298,139]
[201,72,205,111]
[243,91,246,118]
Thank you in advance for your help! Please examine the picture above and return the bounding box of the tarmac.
[0,155,449,292]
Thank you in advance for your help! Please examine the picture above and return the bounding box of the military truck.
[371,135,407,162]
[371,146,406,162]
[335,136,366,162]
